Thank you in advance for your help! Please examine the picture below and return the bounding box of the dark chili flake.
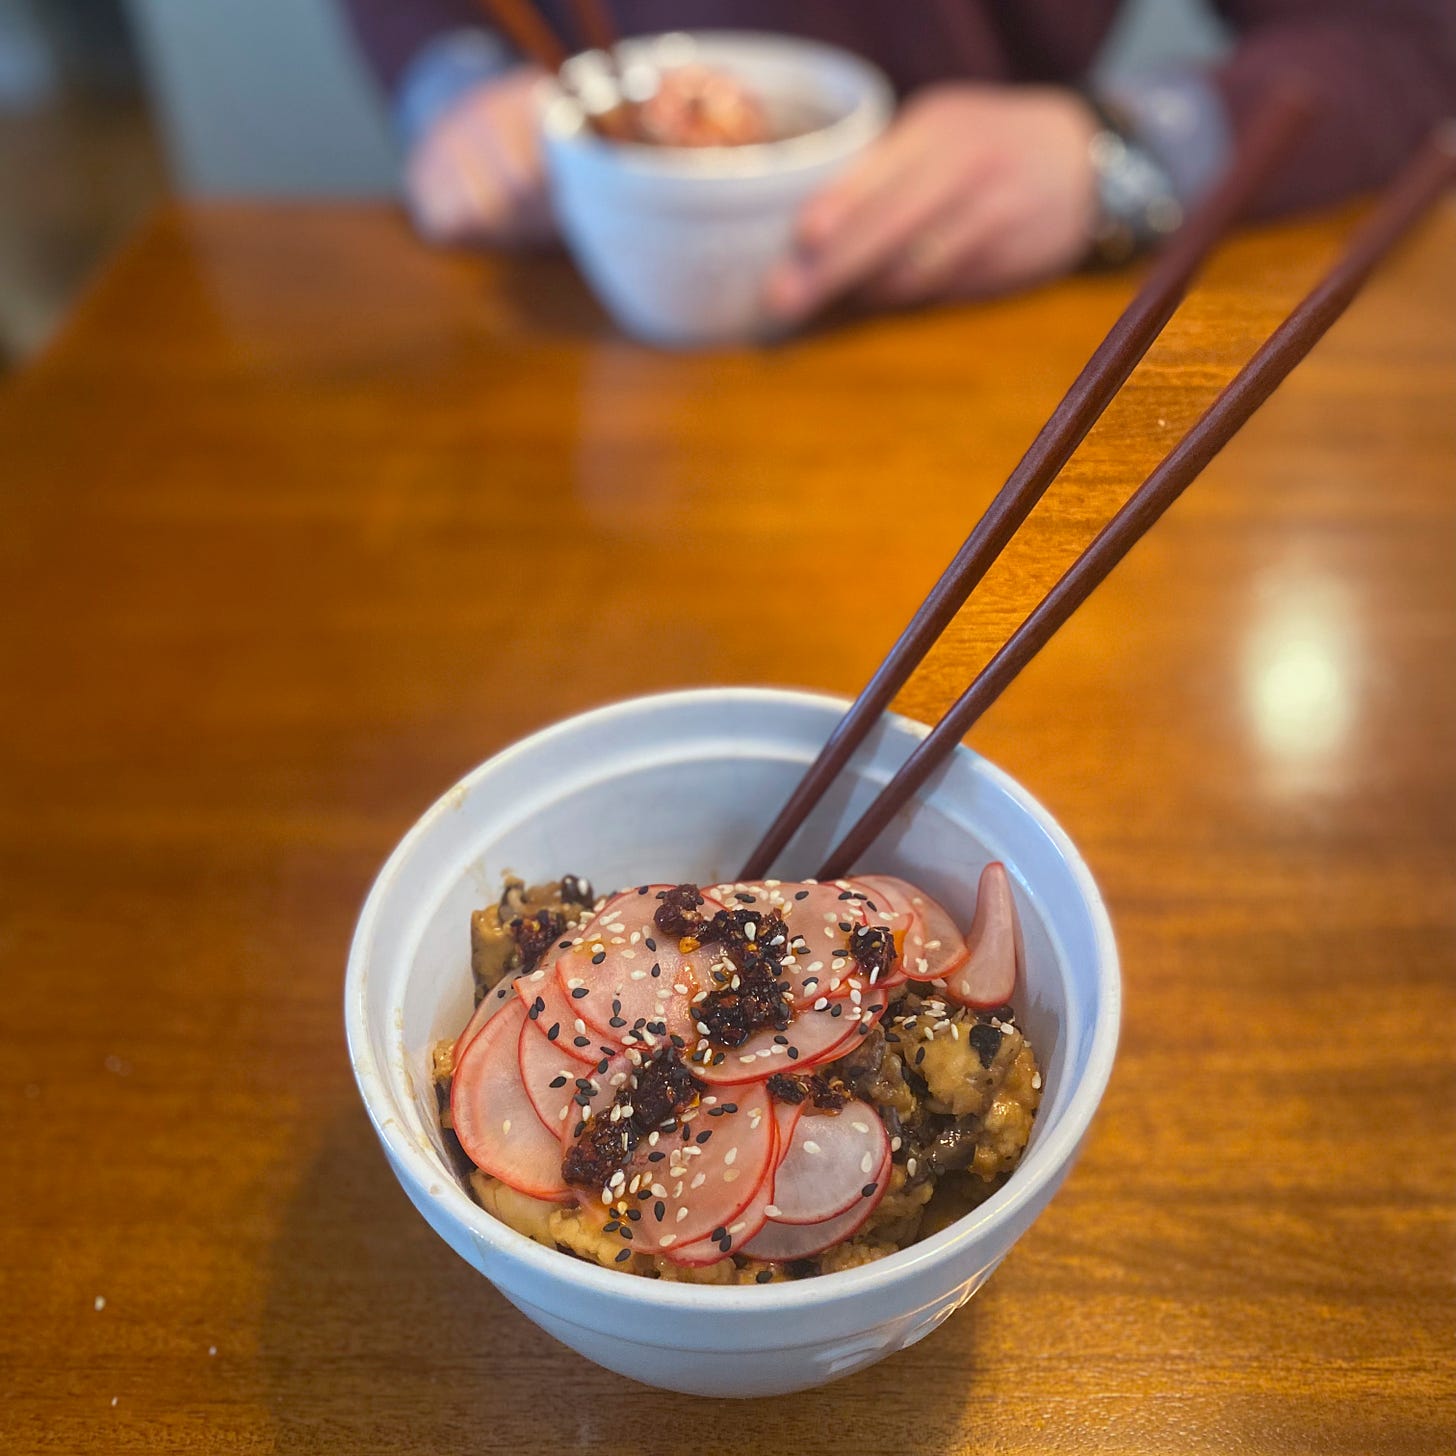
[654,883,708,939]
[848,924,896,982]
[629,1051,703,1132]
[508,909,569,973]
[560,875,595,907]
[562,1114,637,1188]
[969,1021,1003,1070]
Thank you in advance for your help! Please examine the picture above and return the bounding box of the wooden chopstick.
[566,0,620,54]
[471,0,570,72]
[813,123,1456,880]
[737,84,1312,880]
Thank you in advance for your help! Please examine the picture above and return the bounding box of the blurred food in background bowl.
[540,32,893,346]
[345,689,1119,1396]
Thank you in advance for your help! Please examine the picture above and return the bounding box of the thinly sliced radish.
[661,1099,798,1266]
[453,974,517,1063]
[766,1098,890,1224]
[856,874,969,982]
[738,1148,890,1262]
[450,998,572,1202]
[777,881,869,1005]
[692,1002,862,1085]
[515,965,616,1065]
[578,1083,777,1253]
[517,1010,585,1134]
[945,861,1023,1008]
[556,886,724,1051]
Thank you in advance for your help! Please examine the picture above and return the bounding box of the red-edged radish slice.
[691,1002,861,1086]
[517,1009,585,1134]
[739,1149,890,1261]
[766,1099,890,1225]
[778,881,870,1005]
[453,974,517,1063]
[556,1051,630,1152]
[515,965,616,1065]
[856,874,969,982]
[661,1099,799,1266]
[602,1084,777,1254]
[450,998,572,1202]
[945,861,1023,1008]
[556,886,724,1050]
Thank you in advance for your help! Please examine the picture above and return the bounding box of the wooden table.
[3,200,1453,1454]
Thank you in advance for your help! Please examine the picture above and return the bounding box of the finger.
[794,119,930,251]
[863,188,1021,307]
[766,154,960,320]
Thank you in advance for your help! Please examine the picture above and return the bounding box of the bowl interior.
[352,689,1115,1266]
[543,31,892,173]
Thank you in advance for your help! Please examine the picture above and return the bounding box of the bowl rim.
[539,29,895,179]
[345,686,1120,1312]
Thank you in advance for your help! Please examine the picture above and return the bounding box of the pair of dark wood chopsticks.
[743,111,1456,882]
[472,0,618,73]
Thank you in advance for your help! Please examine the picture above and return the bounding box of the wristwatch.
[1082,94,1184,267]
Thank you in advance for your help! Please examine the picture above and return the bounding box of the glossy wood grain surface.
[2,201,1453,1454]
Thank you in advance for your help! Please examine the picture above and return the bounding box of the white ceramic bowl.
[345,689,1119,1396]
[540,32,893,346]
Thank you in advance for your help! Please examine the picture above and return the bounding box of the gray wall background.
[125,0,1230,197]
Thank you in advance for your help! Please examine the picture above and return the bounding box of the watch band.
[1082,94,1184,267]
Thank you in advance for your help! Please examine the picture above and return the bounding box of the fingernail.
[764,265,810,320]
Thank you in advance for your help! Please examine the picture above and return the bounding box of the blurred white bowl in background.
[540,32,894,347]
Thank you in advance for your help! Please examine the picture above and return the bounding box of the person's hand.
[765,85,1099,320]
[405,66,554,247]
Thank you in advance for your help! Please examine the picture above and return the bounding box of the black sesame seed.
[722,1103,738,1114]
[609,1017,626,1029]
[571,986,590,999]
[794,890,810,901]
[603,1220,621,1234]
[654,1200,666,1221]
[787,1047,800,1060]
[637,885,650,895]
[717,1236,733,1253]
[589,954,606,967]
[558,940,572,950]
[755,1270,774,1284]
[549,1075,568,1089]
[914,1046,926,1065]
[830,1004,843,1018]
[574,1036,592,1048]
[707,1106,726,1117]
[711,1226,727,1241]
[645,937,657,952]
[647,1150,665,1162]
[670,1034,686,1049]
[615,1248,632,1263]
[695,1130,713,1144]
[861,1182,878,1198]
[650,964,661,978]
[547,1023,561,1041]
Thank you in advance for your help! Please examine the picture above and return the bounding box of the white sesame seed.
[804,1140,821,1155]
[722,1168,740,1183]
[851,1121,869,1133]
[501,1119,511,1135]
[764,1204,781,1218]
[860,1152,874,1173]
[651,1183,667,1198]
[723,1147,738,1166]
[676,1207,689,1222]
[659,1234,677,1247]
[690,1172,706,1189]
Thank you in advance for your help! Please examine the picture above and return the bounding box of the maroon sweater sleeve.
[339,0,483,92]
[1211,0,1456,214]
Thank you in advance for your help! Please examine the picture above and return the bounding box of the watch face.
[1090,127,1181,257]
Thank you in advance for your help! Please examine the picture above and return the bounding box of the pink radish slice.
[454,975,518,1062]
[556,886,724,1050]
[766,1098,890,1224]
[517,1010,586,1134]
[738,1149,890,1262]
[945,861,1022,1008]
[515,966,616,1065]
[660,1100,798,1266]
[450,997,572,1202]
[692,1002,861,1086]
[607,1084,778,1253]
[856,874,969,982]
